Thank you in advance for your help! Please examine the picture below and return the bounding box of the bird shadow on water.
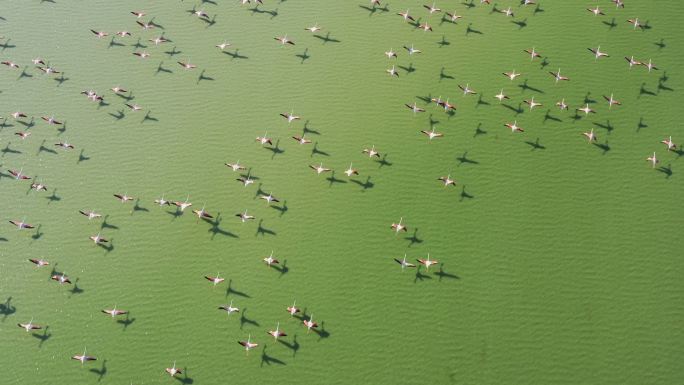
[69,278,85,297]
[326,171,347,187]
[155,61,173,75]
[142,111,159,123]
[1,142,22,156]
[414,266,433,283]
[0,297,16,321]
[117,313,135,331]
[473,123,487,137]
[239,308,260,330]
[249,7,278,18]
[270,200,288,217]
[37,139,58,155]
[224,49,249,60]
[207,214,239,239]
[602,17,617,29]
[457,151,479,166]
[593,120,614,134]
[312,321,331,340]
[313,32,341,44]
[524,137,546,151]
[32,326,51,347]
[197,69,214,83]
[54,73,69,86]
[266,139,285,159]
[100,215,119,230]
[311,142,330,157]
[78,149,91,163]
[18,66,33,80]
[434,263,460,281]
[131,199,149,215]
[398,63,416,75]
[657,164,673,179]
[359,4,389,16]
[592,140,611,155]
[272,259,289,277]
[31,224,44,241]
[256,219,276,237]
[518,79,544,94]
[108,37,125,48]
[512,18,527,29]
[404,228,423,247]
[350,176,374,191]
[89,359,107,382]
[295,48,310,63]
[375,154,392,168]
[226,279,251,299]
[45,188,61,204]
[174,368,194,384]
[164,46,182,58]
[260,345,287,366]
[97,239,114,253]
[465,23,483,36]
[278,334,300,357]
[302,120,320,136]
[460,185,475,202]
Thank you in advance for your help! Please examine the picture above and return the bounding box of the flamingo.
[263,251,279,267]
[524,47,541,60]
[72,348,97,364]
[268,322,287,340]
[604,93,621,109]
[18,318,42,332]
[102,306,128,317]
[420,127,443,140]
[438,174,457,187]
[504,121,524,133]
[79,210,102,220]
[309,162,331,175]
[89,232,108,244]
[344,163,359,177]
[405,102,425,114]
[51,273,71,284]
[362,145,380,158]
[165,361,182,377]
[219,299,239,314]
[238,334,258,353]
[236,210,255,222]
[660,136,677,151]
[114,193,134,203]
[303,314,318,332]
[259,193,280,204]
[287,300,300,316]
[503,70,521,81]
[28,258,50,267]
[391,217,407,233]
[204,273,224,286]
[394,254,416,270]
[582,129,597,143]
[225,161,246,172]
[417,254,439,271]
[495,89,509,102]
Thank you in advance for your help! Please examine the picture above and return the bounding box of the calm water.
[1,1,682,384]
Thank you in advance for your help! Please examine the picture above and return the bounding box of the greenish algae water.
[0,1,682,384]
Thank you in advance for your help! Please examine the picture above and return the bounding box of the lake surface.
[1,1,682,384]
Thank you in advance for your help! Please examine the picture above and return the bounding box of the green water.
[1,1,682,384]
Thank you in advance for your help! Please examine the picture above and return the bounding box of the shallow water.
[1,1,682,384]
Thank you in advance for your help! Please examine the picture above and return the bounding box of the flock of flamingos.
[3,0,675,382]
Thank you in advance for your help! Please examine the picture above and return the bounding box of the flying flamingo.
[268,322,287,340]
[72,348,97,364]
